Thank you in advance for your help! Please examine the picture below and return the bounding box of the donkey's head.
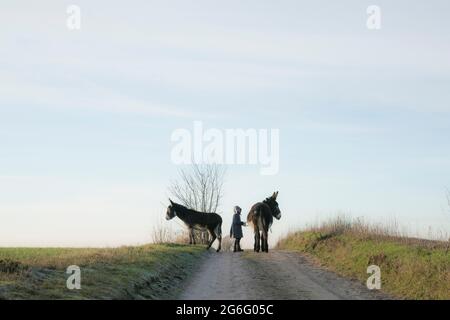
[264,191,281,220]
[166,199,177,220]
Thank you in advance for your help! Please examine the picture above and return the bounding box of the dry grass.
[151,218,191,245]
[220,236,234,252]
[277,216,450,300]
[300,216,450,250]
[0,244,205,299]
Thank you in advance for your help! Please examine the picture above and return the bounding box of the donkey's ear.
[272,191,279,199]
[169,198,174,205]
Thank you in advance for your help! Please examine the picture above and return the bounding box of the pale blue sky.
[1,0,450,247]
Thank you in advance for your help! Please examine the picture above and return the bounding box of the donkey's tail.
[261,211,267,232]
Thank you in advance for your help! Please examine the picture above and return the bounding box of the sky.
[1,0,450,247]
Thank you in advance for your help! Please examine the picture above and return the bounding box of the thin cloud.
[0,81,216,119]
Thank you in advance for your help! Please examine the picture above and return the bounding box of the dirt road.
[180,250,389,300]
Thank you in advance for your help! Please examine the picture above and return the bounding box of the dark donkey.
[247,191,281,253]
[166,199,222,252]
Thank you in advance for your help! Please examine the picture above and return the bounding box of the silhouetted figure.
[230,206,245,252]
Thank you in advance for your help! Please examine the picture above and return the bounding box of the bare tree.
[168,164,226,244]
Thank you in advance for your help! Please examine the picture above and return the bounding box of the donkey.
[166,199,222,252]
[247,191,281,253]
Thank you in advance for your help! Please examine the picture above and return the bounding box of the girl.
[230,206,246,252]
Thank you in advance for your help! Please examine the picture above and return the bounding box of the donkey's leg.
[189,227,196,245]
[188,227,193,245]
[206,229,217,250]
[254,229,260,252]
[258,231,262,252]
[262,229,269,252]
[253,228,257,252]
[215,224,222,252]
[260,231,266,252]
[216,235,222,252]
[192,228,197,245]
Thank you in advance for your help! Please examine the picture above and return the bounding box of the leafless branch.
[168,163,226,213]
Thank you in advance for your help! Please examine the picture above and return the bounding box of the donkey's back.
[187,210,222,228]
[247,202,273,231]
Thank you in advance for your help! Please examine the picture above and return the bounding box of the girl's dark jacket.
[230,213,244,239]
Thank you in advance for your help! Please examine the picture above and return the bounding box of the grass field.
[0,244,205,299]
[277,218,450,300]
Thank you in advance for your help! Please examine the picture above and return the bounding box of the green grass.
[277,219,450,300]
[0,244,205,299]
